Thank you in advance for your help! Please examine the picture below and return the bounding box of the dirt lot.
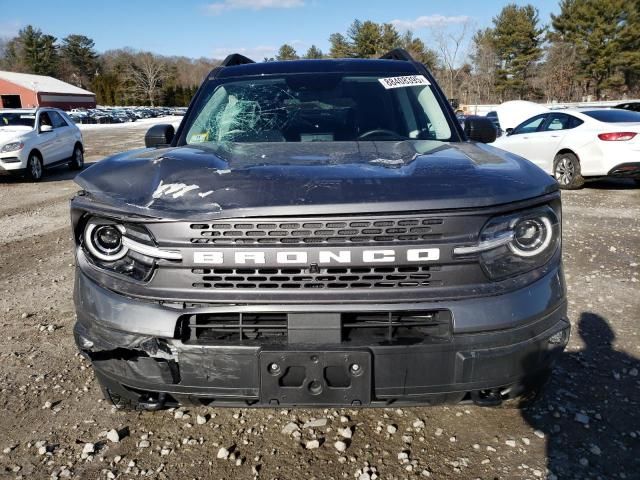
[0,121,638,480]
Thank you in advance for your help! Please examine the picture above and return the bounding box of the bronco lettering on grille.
[193,248,440,265]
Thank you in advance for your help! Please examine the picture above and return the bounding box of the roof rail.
[220,53,255,67]
[379,48,415,62]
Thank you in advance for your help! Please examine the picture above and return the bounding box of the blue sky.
[0,0,559,60]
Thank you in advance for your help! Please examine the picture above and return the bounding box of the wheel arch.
[28,148,43,161]
[74,141,84,152]
[555,148,579,162]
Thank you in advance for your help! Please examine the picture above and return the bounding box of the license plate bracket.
[259,350,371,406]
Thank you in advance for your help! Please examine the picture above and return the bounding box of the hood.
[74,140,557,220]
[0,127,30,144]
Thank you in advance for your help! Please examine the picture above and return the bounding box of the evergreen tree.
[347,20,381,58]
[489,4,544,100]
[551,0,640,99]
[400,31,439,70]
[328,33,353,58]
[60,34,98,88]
[304,45,323,59]
[4,26,59,76]
[379,23,401,53]
[276,44,299,61]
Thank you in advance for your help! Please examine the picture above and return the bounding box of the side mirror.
[145,124,175,148]
[40,125,53,133]
[505,128,514,136]
[463,116,497,143]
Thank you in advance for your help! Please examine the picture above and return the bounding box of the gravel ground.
[0,121,638,479]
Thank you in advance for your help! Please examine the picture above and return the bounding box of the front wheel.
[69,145,84,170]
[553,153,584,189]
[26,153,43,182]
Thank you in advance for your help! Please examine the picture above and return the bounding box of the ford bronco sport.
[71,49,569,409]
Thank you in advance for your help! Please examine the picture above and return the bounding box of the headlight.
[85,223,127,261]
[81,218,181,281]
[1,141,24,153]
[454,204,561,280]
[509,216,553,257]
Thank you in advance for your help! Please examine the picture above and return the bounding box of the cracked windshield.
[185,74,452,144]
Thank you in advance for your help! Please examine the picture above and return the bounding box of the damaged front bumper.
[74,266,570,407]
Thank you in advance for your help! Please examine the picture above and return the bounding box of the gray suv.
[71,50,569,409]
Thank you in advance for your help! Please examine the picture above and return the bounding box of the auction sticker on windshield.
[378,75,431,89]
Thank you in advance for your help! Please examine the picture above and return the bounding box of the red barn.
[0,70,96,110]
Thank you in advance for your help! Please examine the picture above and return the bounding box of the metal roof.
[0,70,95,96]
[215,58,419,79]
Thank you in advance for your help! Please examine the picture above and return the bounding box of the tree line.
[274,0,640,104]
[0,26,218,106]
[0,0,638,107]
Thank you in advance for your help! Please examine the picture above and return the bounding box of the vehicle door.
[36,112,60,164]
[496,113,549,162]
[49,111,75,159]
[531,113,581,172]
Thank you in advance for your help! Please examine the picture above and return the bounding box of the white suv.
[0,108,84,181]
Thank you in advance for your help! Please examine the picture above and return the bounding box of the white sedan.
[0,108,84,181]
[492,108,640,189]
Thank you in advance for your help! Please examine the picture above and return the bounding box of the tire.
[26,152,44,182]
[69,145,84,171]
[553,152,584,189]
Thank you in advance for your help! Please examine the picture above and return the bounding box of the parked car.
[492,108,640,188]
[71,50,568,410]
[0,108,84,181]
[615,101,640,113]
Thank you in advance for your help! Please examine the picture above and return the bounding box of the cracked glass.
[185,74,452,144]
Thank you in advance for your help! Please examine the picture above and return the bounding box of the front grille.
[342,310,452,343]
[182,313,288,343]
[178,310,451,345]
[189,217,444,245]
[191,265,442,289]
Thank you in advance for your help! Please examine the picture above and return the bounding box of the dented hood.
[74,140,557,219]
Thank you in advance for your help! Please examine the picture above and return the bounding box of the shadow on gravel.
[522,313,640,480]
[584,178,639,190]
[0,162,96,184]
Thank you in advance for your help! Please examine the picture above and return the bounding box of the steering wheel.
[357,129,405,140]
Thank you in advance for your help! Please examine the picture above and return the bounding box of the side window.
[38,112,52,128]
[546,115,566,131]
[512,115,547,135]
[568,115,584,129]
[49,111,68,128]
[544,113,581,131]
[544,113,584,131]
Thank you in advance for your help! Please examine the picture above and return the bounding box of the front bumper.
[74,267,569,407]
[0,151,27,172]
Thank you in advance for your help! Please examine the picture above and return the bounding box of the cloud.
[206,0,304,15]
[391,14,470,31]
[0,20,23,39]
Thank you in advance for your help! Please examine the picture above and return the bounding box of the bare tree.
[129,53,167,106]
[537,42,580,103]
[432,21,472,99]
[469,28,498,104]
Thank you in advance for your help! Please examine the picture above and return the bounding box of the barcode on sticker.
[378,75,431,89]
